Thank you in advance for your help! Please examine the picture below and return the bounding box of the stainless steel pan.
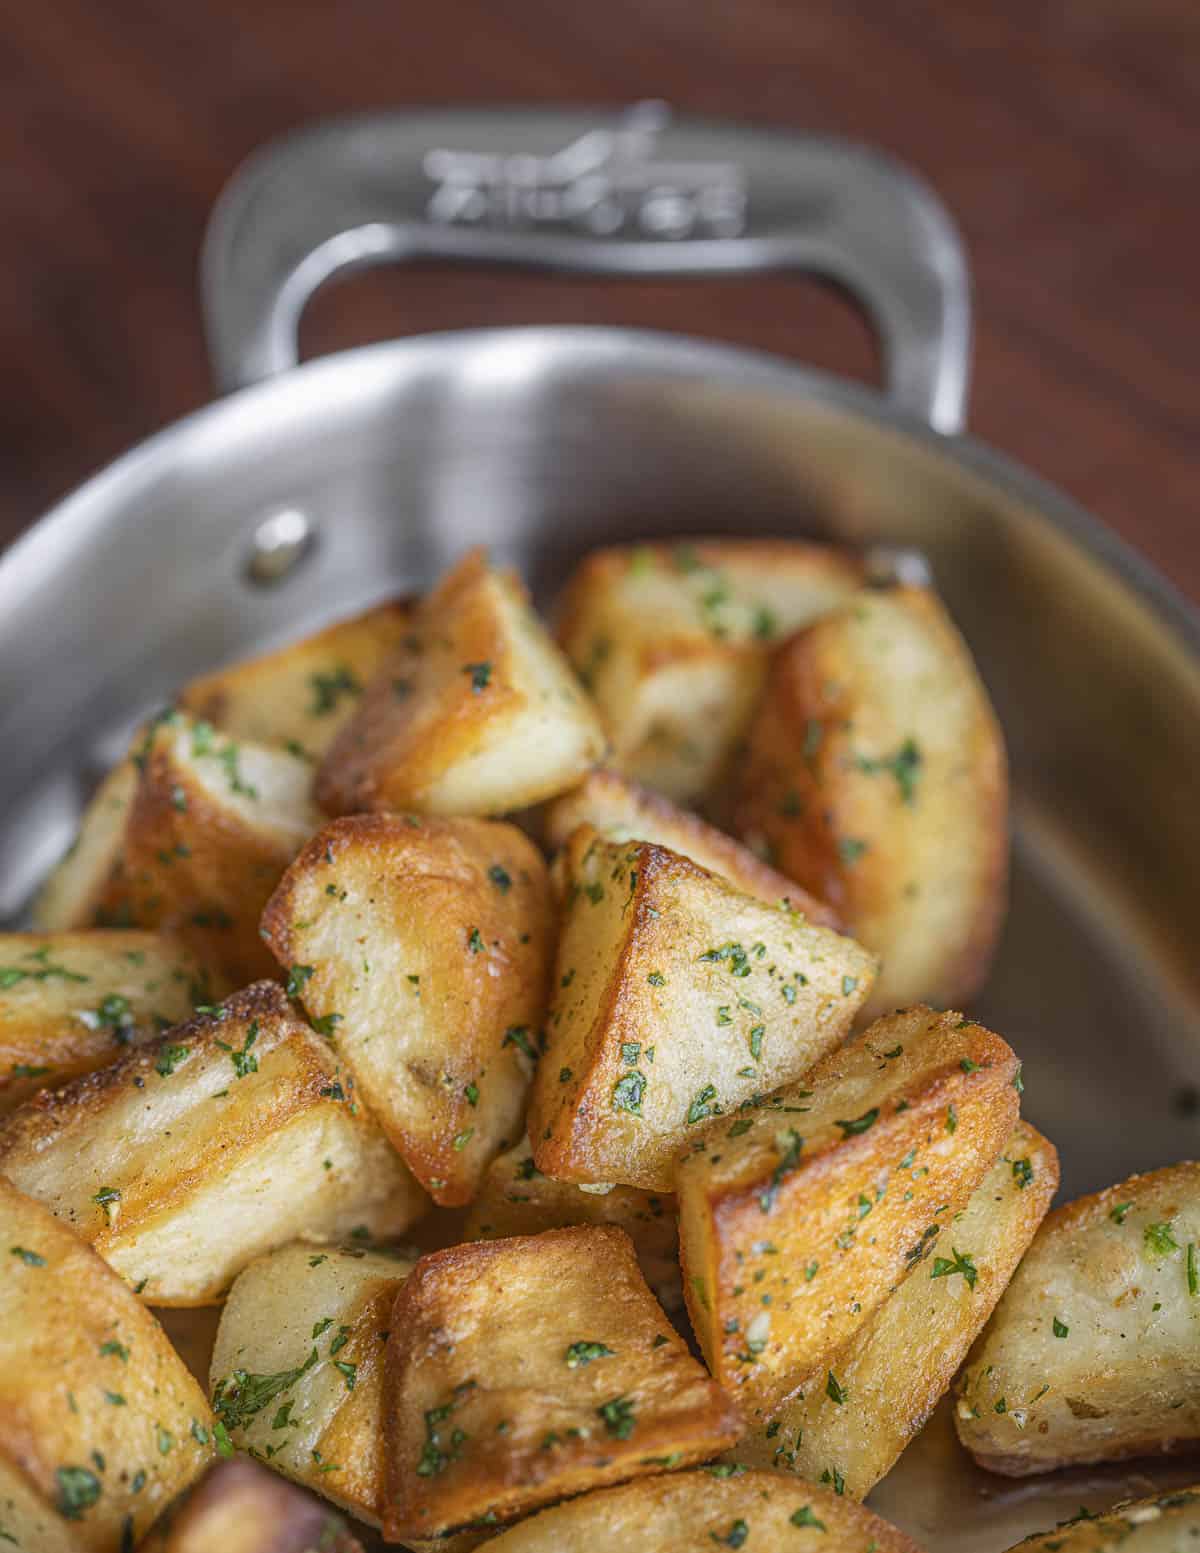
[2,106,1198,1548]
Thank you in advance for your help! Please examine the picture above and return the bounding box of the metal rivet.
[245,508,315,586]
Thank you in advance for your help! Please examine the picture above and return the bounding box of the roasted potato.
[734,584,1008,1018]
[210,1240,417,1527]
[529,830,876,1192]
[0,981,426,1303]
[1007,1487,1200,1551]
[482,1468,923,1552]
[382,1226,742,1542]
[676,1006,1020,1422]
[742,1120,1058,1496]
[543,768,838,927]
[555,540,864,806]
[177,597,416,762]
[0,1176,212,1551]
[261,814,553,1206]
[956,1161,1200,1476]
[138,1456,364,1552]
[33,760,137,932]
[0,931,226,1116]
[463,1135,681,1312]
[317,550,606,817]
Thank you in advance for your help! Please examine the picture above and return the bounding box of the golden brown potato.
[741,1121,1058,1496]
[261,814,553,1207]
[956,1161,1200,1476]
[210,1240,417,1528]
[555,540,864,806]
[1007,1487,1200,1551]
[0,931,226,1117]
[529,829,876,1192]
[382,1226,742,1542]
[138,1457,364,1552]
[734,585,1008,1018]
[33,760,137,932]
[177,597,415,762]
[464,1135,681,1313]
[317,550,606,818]
[676,1006,1020,1422]
[543,768,838,927]
[0,1176,212,1551]
[0,982,425,1303]
[482,1468,923,1552]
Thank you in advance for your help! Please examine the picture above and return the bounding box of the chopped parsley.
[308,665,361,715]
[612,1071,647,1114]
[564,1341,615,1368]
[1052,1317,1069,1338]
[791,1506,826,1530]
[855,738,922,804]
[487,864,512,893]
[55,1466,101,1520]
[286,964,314,996]
[1145,1221,1180,1258]
[10,1246,45,1267]
[826,1371,848,1405]
[931,1248,977,1289]
[597,1395,636,1439]
[155,1044,190,1077]
[686,1084,720,1126]
[212,1347,319,1431]
[710,1521,749,1548]
[835,1109,878,1138]
[464,661,493,693]
[1011,1158,1034,1190]
[502,1027,537,1061]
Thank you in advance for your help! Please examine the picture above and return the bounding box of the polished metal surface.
[1,107,1198,1550]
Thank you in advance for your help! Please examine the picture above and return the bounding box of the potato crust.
[1008,1486,1200,1551]
[139,1456,364,1552]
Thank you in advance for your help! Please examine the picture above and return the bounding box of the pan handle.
[202,102,971,433]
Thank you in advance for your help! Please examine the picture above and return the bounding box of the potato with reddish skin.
[529,829,875,1193]
[676,1006,1021,1423]
[382,1226,742,1543]
[0,982,425,1303]
[0,1177,213,1552]
[555,540,864,807]
[956,1161,1200,1476]
[734,585,1008,1019]
[139,1457,364,1552]
[317,550,606,818]
[178,597,416,762]
[741,1120,1058,1496]
[262,814,553,1207]
[544,768,838,927]
[0,930,226,1117]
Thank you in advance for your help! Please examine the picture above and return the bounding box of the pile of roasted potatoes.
[2,542,1197,1552]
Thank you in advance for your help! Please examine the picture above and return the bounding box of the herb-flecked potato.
[529,830,876,1192]
[261,814,553,1206]
[955,1161,1200,1476]
[734,585,1008,1018]
[676,1006,1020,1422]
[482,1468,924,1553]
[211,1240,418,1528]
[742,1120,1058,1496]
[0,931,226,1116]
[382,1226,742,1542]
[139,1456,364,1552]
[0,1176,213,1552]
[177,597,416,762]
[463,1135,681,1312]
[0,982,425,1303]
[32,760,137,933]
[555,540,864,807]
[543,768,838,927]
[1007,1486,1200,1551]
[317,550,606,818]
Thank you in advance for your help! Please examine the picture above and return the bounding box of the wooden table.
[4,1,1198,596]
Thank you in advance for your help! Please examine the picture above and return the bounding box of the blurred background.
[2,0,1197,592]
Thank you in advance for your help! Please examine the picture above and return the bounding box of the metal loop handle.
[202,102,971,432]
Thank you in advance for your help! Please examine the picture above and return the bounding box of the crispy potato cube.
[955,1161,1200,1476]
[178,597,415,762]
[317,550,606,817]
[544,769,838,927]
[464,1136,681,1312]
[740,1121,1058,1495]
[382,1226,742,1541]
[139,1457,364,1552]
[529,830,876,1192]
[261,814,553,1206]
[1009,1486,1200,1552]
[734,585,1008,1018]
[676,1006,1020,1422]
[0,982,425,1303]
[481,1468,922,1553]
[556,540,864,806]
[211,1241,417,1528]
[33,760,137,932]
[0,1176,212,1551]
[0,931,226,1117]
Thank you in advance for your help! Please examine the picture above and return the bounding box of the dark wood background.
[3,0,1198,595]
